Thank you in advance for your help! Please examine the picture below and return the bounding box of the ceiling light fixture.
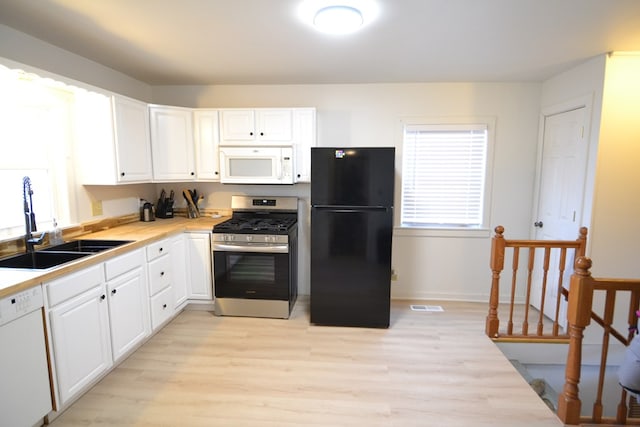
[313,5,363,34]
[298,0,378,35]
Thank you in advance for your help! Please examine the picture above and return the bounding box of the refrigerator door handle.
[312,205,391,212]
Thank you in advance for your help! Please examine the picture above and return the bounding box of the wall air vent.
[410,305,443,312]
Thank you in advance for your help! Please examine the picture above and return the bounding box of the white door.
[171,234,188,308]
[107,267,150,363]
[113,96,153,182]
[186,232,213,300]
[49,286,112,406]
[149,106,195,181]
[532,107,588,327]
[193,109,221,181]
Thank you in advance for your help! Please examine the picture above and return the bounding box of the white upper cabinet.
[193,109,221,181]
[112,96,153,182]
[220,108,293,145]
[293,108,317,183]
[149,105,196,181]
[75,93,153,184]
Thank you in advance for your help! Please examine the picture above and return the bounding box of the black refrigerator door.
[310,207,393,328]
[311,147,395,207]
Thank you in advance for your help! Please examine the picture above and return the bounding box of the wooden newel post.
[486,225,505,338]
[576,227,588,258]
[557,256,594,425]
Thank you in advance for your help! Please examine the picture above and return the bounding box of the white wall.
[153,83,542,299]
[590,53,640,278]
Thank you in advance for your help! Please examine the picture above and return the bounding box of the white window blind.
[401,124,488,227]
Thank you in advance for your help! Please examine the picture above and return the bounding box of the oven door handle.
[212,243,289,254]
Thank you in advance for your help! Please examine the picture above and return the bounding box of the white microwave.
[219,146,294,184]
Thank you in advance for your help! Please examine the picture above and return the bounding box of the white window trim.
[395,116,496,238]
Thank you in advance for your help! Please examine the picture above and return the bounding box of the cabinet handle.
[159,247,163,253]
[160,271,165,276]
[111,289,117,295]
[249,132,253,136]
[162,304,167,309]
[297,174,301,178]
[260,132,264,136]
[190,172,195,176]
[215,171,219,175]
[100,294,106,300]
[121,172,125,177]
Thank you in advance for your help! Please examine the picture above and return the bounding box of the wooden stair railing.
[557,256,640,425]
[485,225,588,341]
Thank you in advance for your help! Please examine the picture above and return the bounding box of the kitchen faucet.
[23,176,46,253]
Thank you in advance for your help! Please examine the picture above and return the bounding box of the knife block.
[156,198,174,218]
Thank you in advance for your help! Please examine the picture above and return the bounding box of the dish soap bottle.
[51,218,63,245]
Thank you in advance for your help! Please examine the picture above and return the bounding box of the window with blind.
[401,123,490,228]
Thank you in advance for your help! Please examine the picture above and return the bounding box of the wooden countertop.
[0,216,229,299]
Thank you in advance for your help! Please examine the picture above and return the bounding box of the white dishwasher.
[0,285,53,427]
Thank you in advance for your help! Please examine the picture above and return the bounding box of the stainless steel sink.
[0,251,91,269]
[41,239,133,253]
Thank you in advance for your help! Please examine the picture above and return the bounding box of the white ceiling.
[1,0,640,85]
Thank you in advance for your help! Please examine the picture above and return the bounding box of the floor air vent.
[410,305,443,312]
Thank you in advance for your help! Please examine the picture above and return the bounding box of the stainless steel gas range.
[212,195,298,319]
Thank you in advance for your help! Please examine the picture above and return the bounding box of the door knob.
[534,221,544,228]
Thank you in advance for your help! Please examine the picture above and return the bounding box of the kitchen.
[1,0,640,425]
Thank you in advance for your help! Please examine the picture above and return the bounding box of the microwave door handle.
[277,157,283,182]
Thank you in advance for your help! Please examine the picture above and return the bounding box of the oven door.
[213,243,290,300]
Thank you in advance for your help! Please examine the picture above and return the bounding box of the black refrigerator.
[310,147,395,328]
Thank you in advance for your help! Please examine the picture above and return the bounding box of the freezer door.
[311,147,395,207]
[310,207,393,328]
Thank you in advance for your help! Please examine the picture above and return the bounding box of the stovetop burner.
[212,195,298,235]
[214,217,297,233]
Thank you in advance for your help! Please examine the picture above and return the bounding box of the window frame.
[395,116,496,238]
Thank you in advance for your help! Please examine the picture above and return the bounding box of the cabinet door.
[112,96,153,182]
[171,234,188,308]
[107,267,150,363]
[256,109,293,142]
[149,105,196,181]
[147,253,171,296]
[150,285,174,331]
[186,232,213,300]
[293,108,316,183]
[193,109,220,181]
[220,109,255,142]
[74,91,118,185]
[49,285,112,406]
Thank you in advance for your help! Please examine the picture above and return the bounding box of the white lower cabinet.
[146,238,175,330]
[171,234,188,309]
[105,249,150,363]
[47,250,150,410]
[186,232,213,300]
[46,265,112,407]
[44,233,213,412]
[150,286,174,328]
[106,266,150,363]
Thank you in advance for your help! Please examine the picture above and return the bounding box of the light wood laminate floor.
[49,299,562,426]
